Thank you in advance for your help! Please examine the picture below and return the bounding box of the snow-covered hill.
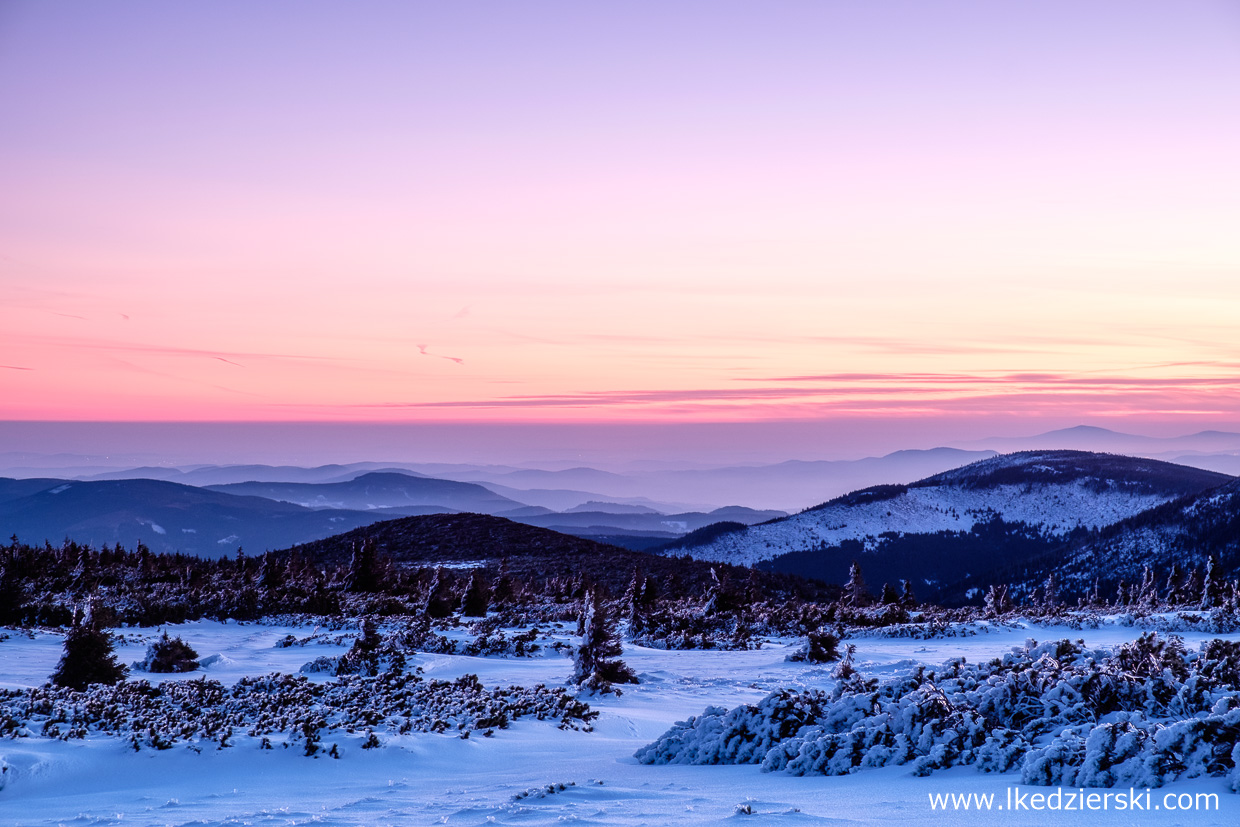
[1031,477,1240,593]
[658,453,1232,596]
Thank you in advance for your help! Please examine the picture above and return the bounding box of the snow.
[666,481,1170,566]
[3,618,1239,825]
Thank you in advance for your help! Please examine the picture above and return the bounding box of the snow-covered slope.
[660,451,1232,570]
[1036,477,1240,593]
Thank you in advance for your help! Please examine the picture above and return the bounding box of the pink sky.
[3,1,1239,459]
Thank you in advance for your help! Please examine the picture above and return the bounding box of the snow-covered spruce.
[0,670,596,753]
[635,634,1240,791]
[573,590,637,693]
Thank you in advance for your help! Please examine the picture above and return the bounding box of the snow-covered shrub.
[0,669,597,755]
[388,615,457,655]
[462,618,542,657]
[299,656,338,674]
[335,618,398,677]
[634,689,834,766]
[637,634,1240,790]
[785,630,840,663]
[512,781,579,801]
[134,631,199,673]
[847,619,1021,639]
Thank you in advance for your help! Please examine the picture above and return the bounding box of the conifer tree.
[640,573,659,607]
[72,544,93,584]
[703,567,739,615]
[983,583,1011,617]
[51,615,128,690]
[1202,555,1224,609]
[336,616,383,676]
[460,570,490,617]
[899,579,917,608]
[744,568,762,605]
[573,590,637,692]
[833,643,857,680]
[490,557,515,606]
[843,561,870,607]
[1042,573,1060,608]
[0,563,22,625]
[621,567,646,638]
[1184,568,1203,606]
[259,552,284,592]
[346,539,380,592]
[1165,563,1185,606]
[1137,565,1157,608]
[422,567,457,619]
[621,567,644,614]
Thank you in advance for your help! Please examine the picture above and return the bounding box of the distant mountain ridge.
[658,451,1234,601]
[205,472,523,513]
[0,472,787,557]
[0,478,383,556]
[958,425,1240,452]
[2,446,1010,512]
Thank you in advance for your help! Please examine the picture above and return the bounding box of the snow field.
[2,618,1239,826]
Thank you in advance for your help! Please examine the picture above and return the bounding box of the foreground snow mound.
[636,634,1240,791]
[0,670,596,755]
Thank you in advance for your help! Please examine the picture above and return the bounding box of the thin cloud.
[416,344,464,365]
[304,370,1240,414]
[105,357,262,397]
[213,356,246,368]
[738,371,1240,390]
[19,333,341,364]
[1,365,33,371]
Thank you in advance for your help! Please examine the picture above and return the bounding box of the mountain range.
[5,434,1240,605]
[0,471,785,557]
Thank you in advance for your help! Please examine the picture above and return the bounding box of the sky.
[2,1,1240,463]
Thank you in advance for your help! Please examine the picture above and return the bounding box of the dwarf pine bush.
[637,634,1240,791]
